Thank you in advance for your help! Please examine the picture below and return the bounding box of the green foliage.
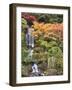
[31,13,63,23]
[21,48,28,62]
[37,14,63,23]
[21,32,27,48]
[39,39,49,49]
[59,41,63,52]
[48,46,62,58]
[38,39,58,49]
[54,57,63,74]
[21,18,27,30]
[47,46,63,73]
[55,58,63,69]
[46,14,63,23]
[32,52,48,61]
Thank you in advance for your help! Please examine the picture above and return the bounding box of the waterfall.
[26,27,34,58]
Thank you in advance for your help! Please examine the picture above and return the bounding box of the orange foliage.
[32,21,63,37]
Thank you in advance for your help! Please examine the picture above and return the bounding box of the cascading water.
[26,26,34,59]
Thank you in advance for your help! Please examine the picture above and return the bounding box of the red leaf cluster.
[22,13,36,21]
